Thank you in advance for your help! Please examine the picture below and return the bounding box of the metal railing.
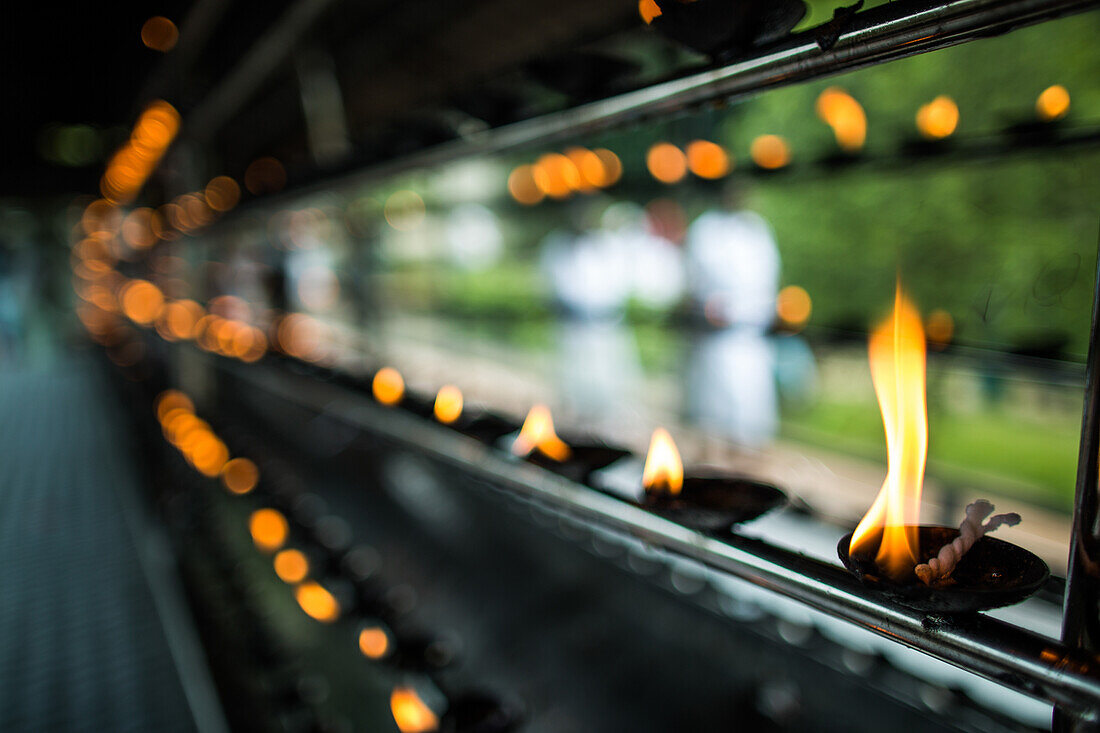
[224,357,1100,722]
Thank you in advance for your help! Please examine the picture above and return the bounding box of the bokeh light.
[750,135,790,169]
[391,687,439,733]
[916,95,959,139]
[359,627,391,659]
[373,367,405,406]
[646,142,687,184]
[815,87,867,152]
[433,385,463,424]
[776,285,812,328]
[204,176,241,212]
[141,16,179,52]
[384,190,426,231]
[1036,84,1070,121]
[685,140,730,179]
[533,153,581,199]
[295,581,340,623]
[507,165,544,205]
[244,157,287,195]
[274,549,310,584]
[221,457,259,495]
[250,508,289,553]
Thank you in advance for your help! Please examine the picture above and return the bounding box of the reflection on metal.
[227,358,1100,718]
[1058,241,1100,730]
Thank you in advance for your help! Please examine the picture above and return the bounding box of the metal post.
[1057,233,1100,730]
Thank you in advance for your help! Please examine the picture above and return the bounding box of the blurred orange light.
[141,16,179,52]
[565,148,604,191]
[776,285,812,328]
[926,308,954,347]
[533,153,581,199]
[750,135,790,169]
[433,385,463,424]
[639,0,662,24]
[274,549,310,584]
[815,87,867,152]
[373,367,405,406]
[646,143,687,184]
[163,299,204,340]
[120,279,165,325]
[391,687,439,733]
[916,96,958,140]
[594,149,622,186]
[295,581,340,623]
[205,176,241,212]
[250,508,289,553]
[82,199,120,237]
[507,165,544,205]
[685,140,730,179]
[121,208,158,250]
[221,457,259,495]
[1037,84,1070,122]
[156,390,193,422]
[244,157,286,196]
[359,627,391,659]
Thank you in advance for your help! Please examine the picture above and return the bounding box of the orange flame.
[849,285,928,581]
[643,428,684,496]
[390,687,439,733]
[512,404,571,462]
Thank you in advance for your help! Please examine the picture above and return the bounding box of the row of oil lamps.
[90,248,1050,618]
[154,388,518,733]
[273,285,1049,616]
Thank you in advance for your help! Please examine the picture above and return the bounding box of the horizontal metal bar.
[204,0,1097,208]
[225,357,1100,718]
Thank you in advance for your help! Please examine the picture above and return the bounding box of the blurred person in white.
[602,201,685,312]
[540,198,641,426]
[445,203,503,272]
[684,182,780,446]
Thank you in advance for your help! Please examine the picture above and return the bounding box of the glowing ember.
[849,284,928,581]
[433,385,463,424]
[512,404,571,462]
[391,687,439,733]
[643,428,684,496]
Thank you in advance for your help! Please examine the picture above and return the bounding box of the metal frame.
[224,358,1100,720]
[195,0,1099,209]
[1058,238,1100,730]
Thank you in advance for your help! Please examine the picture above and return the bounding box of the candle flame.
[512,404,572,462]
[849,284,928,581]
[643,428,684,496]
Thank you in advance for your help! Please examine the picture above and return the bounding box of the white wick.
[914,500,1021,585]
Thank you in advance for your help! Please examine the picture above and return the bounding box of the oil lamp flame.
[643,428,684,496]
[849,284,928,581]
[512,404,572,462]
